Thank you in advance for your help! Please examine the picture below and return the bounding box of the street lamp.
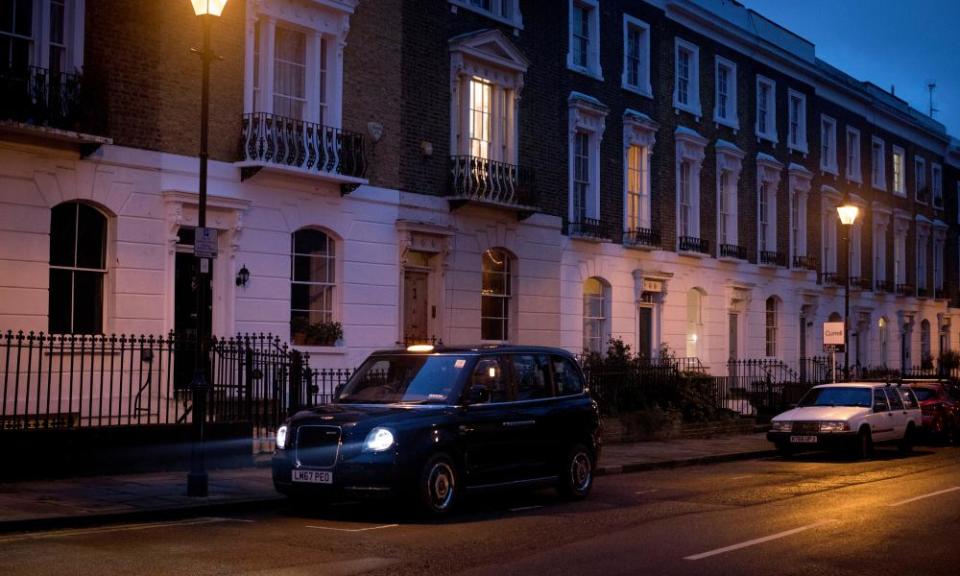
[187,0,228,498]
[837,197,860,382]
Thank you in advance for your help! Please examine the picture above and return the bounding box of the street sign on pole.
[823,321,845,353]
[194,227,218,259]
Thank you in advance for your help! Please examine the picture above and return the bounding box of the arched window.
[481,248,515,341]
[290,229,336,345]
[921,319,931,366]
[765,296,779,357]
[686,288,704,358]
[49,202,107,334]
[583,277,611,354]
[878,317,888,367]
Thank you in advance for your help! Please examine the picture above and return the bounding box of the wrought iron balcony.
[759,250,786,267]
[849,277,872,290]
[793,254,817,271]
[935,287,946,299]
[0,66,100,134]
[449,155,537,211]
[719,243,747,260]
[820,272,844,286]
[623,227,660,248]
[239,113,366,185]
[678,236,709,254]
[874,279,893,293]
[896,283,915,297]
[567,217,611,241]
[917,286,929,298]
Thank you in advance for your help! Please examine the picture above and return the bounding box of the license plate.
[790,435,818,444]
[292,469,333,484]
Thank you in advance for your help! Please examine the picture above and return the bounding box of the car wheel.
[775,442,793,457]
[418,452,459,517]
[898,423,916,454]
[854,428,873,460]
[558,443,594,500]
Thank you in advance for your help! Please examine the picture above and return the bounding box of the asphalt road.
[2,445,958,576]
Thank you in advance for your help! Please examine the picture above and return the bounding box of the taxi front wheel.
[418,452,460,517]
[558,443,593,500]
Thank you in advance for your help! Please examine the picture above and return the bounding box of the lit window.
[892,146,906,196]
[626,144,650,230]
[583,277,611,354]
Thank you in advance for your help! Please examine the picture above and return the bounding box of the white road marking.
[887,486,960,507]
[0,517,252,544]
[634,489,659,495]
[684,519,838,561]
[508,505,543,512]
[306,523,399,533]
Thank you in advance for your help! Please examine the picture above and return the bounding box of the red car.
[909,381,960,443]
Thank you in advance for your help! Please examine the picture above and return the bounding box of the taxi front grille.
[792,421,820,434]
[296,425,341,468]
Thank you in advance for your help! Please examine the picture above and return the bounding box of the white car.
[767,382,922,458]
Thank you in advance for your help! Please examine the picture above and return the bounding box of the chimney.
[891,84,896,96]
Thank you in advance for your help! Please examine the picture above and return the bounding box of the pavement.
[0,432,774,534]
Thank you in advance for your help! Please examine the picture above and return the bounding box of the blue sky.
[742,0,960,138]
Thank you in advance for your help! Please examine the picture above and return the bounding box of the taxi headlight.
[819,421,850,433]
[364,427,395,452]
[771,421,793,433]
[276,425,288,450]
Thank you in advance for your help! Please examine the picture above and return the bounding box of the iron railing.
[719,243,747,259]
[240,112,366,178]
[678,236,709,254]
[449,155,537,208]
[567,217,611,240]
[917,286,929,298]
[793,255,817,270]
[623,227,660,248]
[820,272,843,286]
[0,331,351,438]
[0,66,94,131]
[759,250,786,267]
[896,283,915,297]
[875,279,894,293]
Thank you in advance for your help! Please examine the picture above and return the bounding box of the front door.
[174,238,212,390]
[638,307,652,363]
[728,313,739,360]
[403,270,429,345]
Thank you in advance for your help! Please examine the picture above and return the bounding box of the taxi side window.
[885,388,904,410]
[511,354,553,401]
[900,388,919,409]
[471,357,510,403]
[552,355,584,395]
[872,389,889,412]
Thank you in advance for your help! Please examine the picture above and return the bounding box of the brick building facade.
[1,0,959,407]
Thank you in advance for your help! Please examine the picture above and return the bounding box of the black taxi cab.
[272,344,601,516]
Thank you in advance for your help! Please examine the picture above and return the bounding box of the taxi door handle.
[503,420,536,428]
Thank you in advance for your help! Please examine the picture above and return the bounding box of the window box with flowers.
[291,318,343,347]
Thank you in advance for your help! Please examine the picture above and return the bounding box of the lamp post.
[187,0,228,498]
[837,197,860,382]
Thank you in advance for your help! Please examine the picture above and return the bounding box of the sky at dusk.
[742,0,960,139]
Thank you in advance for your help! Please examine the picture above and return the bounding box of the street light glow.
[836,203,859,226]
[190,0,228,17]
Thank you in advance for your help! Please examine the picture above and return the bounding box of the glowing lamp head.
[191,0,228,16]
[837,203,859,226]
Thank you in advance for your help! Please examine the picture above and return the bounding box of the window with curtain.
[583,277,610,354]
[878,317,888,366]
[481,248,513,341]
[686,289,703,358]
[469,77,493,159]
[49,202,107,334]
[626,144,649,230]
[273,26,307,120]
[291,229,336,344]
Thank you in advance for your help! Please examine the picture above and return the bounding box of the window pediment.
[716,140,745,174]
[450,29,529,86]
[675,126,706,164]
[788,163,812,194]
[569,92,608,139]
[623,109,658,149]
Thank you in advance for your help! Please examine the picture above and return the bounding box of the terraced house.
[2,0,960,427]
